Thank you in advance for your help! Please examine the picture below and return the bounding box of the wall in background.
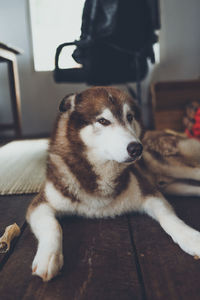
[153,0,200,81]
[0,0,199,136]
[134,0,200,127]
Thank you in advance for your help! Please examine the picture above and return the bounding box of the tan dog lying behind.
[27,86,200,281]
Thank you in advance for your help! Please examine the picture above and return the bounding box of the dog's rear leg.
[26,197,63,281]
[142,195,200,257]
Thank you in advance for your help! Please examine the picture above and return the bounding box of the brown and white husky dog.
[27,86,200,281]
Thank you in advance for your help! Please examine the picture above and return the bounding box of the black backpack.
[54,0,158,86]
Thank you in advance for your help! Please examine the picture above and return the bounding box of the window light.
[29,0,85,71]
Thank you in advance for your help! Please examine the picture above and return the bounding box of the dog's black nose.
[127,142,143,158]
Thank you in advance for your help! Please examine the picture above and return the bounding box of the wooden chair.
[151,80,200,131]
[0,42,22,137]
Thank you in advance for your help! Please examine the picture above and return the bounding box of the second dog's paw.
[32,250,64,282]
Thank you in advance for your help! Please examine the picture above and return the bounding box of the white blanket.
[0,139,48,195]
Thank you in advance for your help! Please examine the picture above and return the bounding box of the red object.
[185,108,200,140]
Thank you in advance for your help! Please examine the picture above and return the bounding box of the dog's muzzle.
[127,142,143,161]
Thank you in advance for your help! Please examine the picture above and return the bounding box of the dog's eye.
[127,114,134,122]
[97,118,111,126]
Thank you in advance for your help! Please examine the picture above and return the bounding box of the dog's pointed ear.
[59,93,76,112]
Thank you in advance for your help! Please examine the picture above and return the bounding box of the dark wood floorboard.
[0,213,144,300]
[1,193,200,300]
[129,196,200,300]
[0,194,35,266]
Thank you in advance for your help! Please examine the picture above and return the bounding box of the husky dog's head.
[58,87,143,164]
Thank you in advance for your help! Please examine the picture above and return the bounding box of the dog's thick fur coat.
[27,87,200,281]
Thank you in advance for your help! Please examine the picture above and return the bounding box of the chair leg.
[8,59,22,137]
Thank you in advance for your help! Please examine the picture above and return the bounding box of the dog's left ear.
[59,93,76,112]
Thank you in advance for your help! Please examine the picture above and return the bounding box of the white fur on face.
[80,106,141,163]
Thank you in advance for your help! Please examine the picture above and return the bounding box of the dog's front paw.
[175,230,200,257]
[32,249,64,281]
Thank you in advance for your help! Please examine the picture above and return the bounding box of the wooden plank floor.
[1,194,200,300]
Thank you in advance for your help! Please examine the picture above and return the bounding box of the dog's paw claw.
[32,265,37,273]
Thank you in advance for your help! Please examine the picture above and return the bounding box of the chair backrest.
[151,80,200,131]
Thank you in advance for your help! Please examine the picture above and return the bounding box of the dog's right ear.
[59,93,76,113]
